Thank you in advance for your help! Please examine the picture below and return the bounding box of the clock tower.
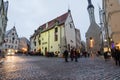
[87,0,95,23]
[86,0,101,54]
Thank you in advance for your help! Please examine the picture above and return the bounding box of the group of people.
[103,46,120,66]
[63,48,79,62]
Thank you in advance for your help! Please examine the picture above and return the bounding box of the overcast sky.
[6,0,102,41]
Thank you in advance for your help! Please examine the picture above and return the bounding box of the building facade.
[0,0,8,49]
[2,26,19,54]
[18,37,30,53]
[103,0,120,49]
[86,0,101,53]
[30,10,81,56]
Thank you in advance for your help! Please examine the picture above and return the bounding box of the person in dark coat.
[114,47,120,66]
[75,49,78,62]
[103,51,108,61]
[63,49,69,62]
[70,48,74,61]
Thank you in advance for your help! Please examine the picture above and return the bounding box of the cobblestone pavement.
[0,55,120,80]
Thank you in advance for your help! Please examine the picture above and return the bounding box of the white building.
[3,26,19,54]
[0,0,9,49]
[30,10,81,56]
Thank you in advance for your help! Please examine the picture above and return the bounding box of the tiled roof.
[40,12,69,31]
[31,12,69,38]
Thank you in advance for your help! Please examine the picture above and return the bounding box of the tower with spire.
[87,0,95,23]
[85,0,102,54]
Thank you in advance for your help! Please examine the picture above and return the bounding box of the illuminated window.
[89,37,94,48]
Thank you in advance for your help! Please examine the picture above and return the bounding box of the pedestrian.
[70,48,74,61]
[103,51,108,61]
[63,48,69,62]
[114,47,120,66]
[75,48,78,62]
[111,47,116,61]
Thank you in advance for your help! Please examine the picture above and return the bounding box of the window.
[5,44,7,48]
[54,27,58,41]
[12,33,14,35]
[55,27,58,32]
[12,40,14,43]
[34,41,36,46]
[55,35,58,41]
[51,46,53,48]
[16,41,17,44]
[12,37,15,43]
[8,45,10,48]
[11,45,13,48]
[70,23,72,28]
[38,40,41,45]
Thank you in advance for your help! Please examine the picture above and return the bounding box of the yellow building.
[103,0,120,49]
[30,10,81,56]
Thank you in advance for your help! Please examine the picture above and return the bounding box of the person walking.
[103,51,108,61]
[75,48,79,62]
[70,48,74,61]
[63,48,69,62]
[114,47,120,66]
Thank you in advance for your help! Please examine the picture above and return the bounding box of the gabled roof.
[5,26,17,37]
[5,29,12,37]
[86,22,101,37]
[31,11,69,39]
[39,12,69,31]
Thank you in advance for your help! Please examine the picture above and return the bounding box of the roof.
[5,29,12,37]
[87,0,94,9]
[5,26,16,37]
[31,11,69,38]
[39,12,69,31]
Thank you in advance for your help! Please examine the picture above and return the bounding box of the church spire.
[87,0,95,23]
[88,0,92,5]
[87,0,94,9]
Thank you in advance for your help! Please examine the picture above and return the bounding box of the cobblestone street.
[0,55,120,80]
